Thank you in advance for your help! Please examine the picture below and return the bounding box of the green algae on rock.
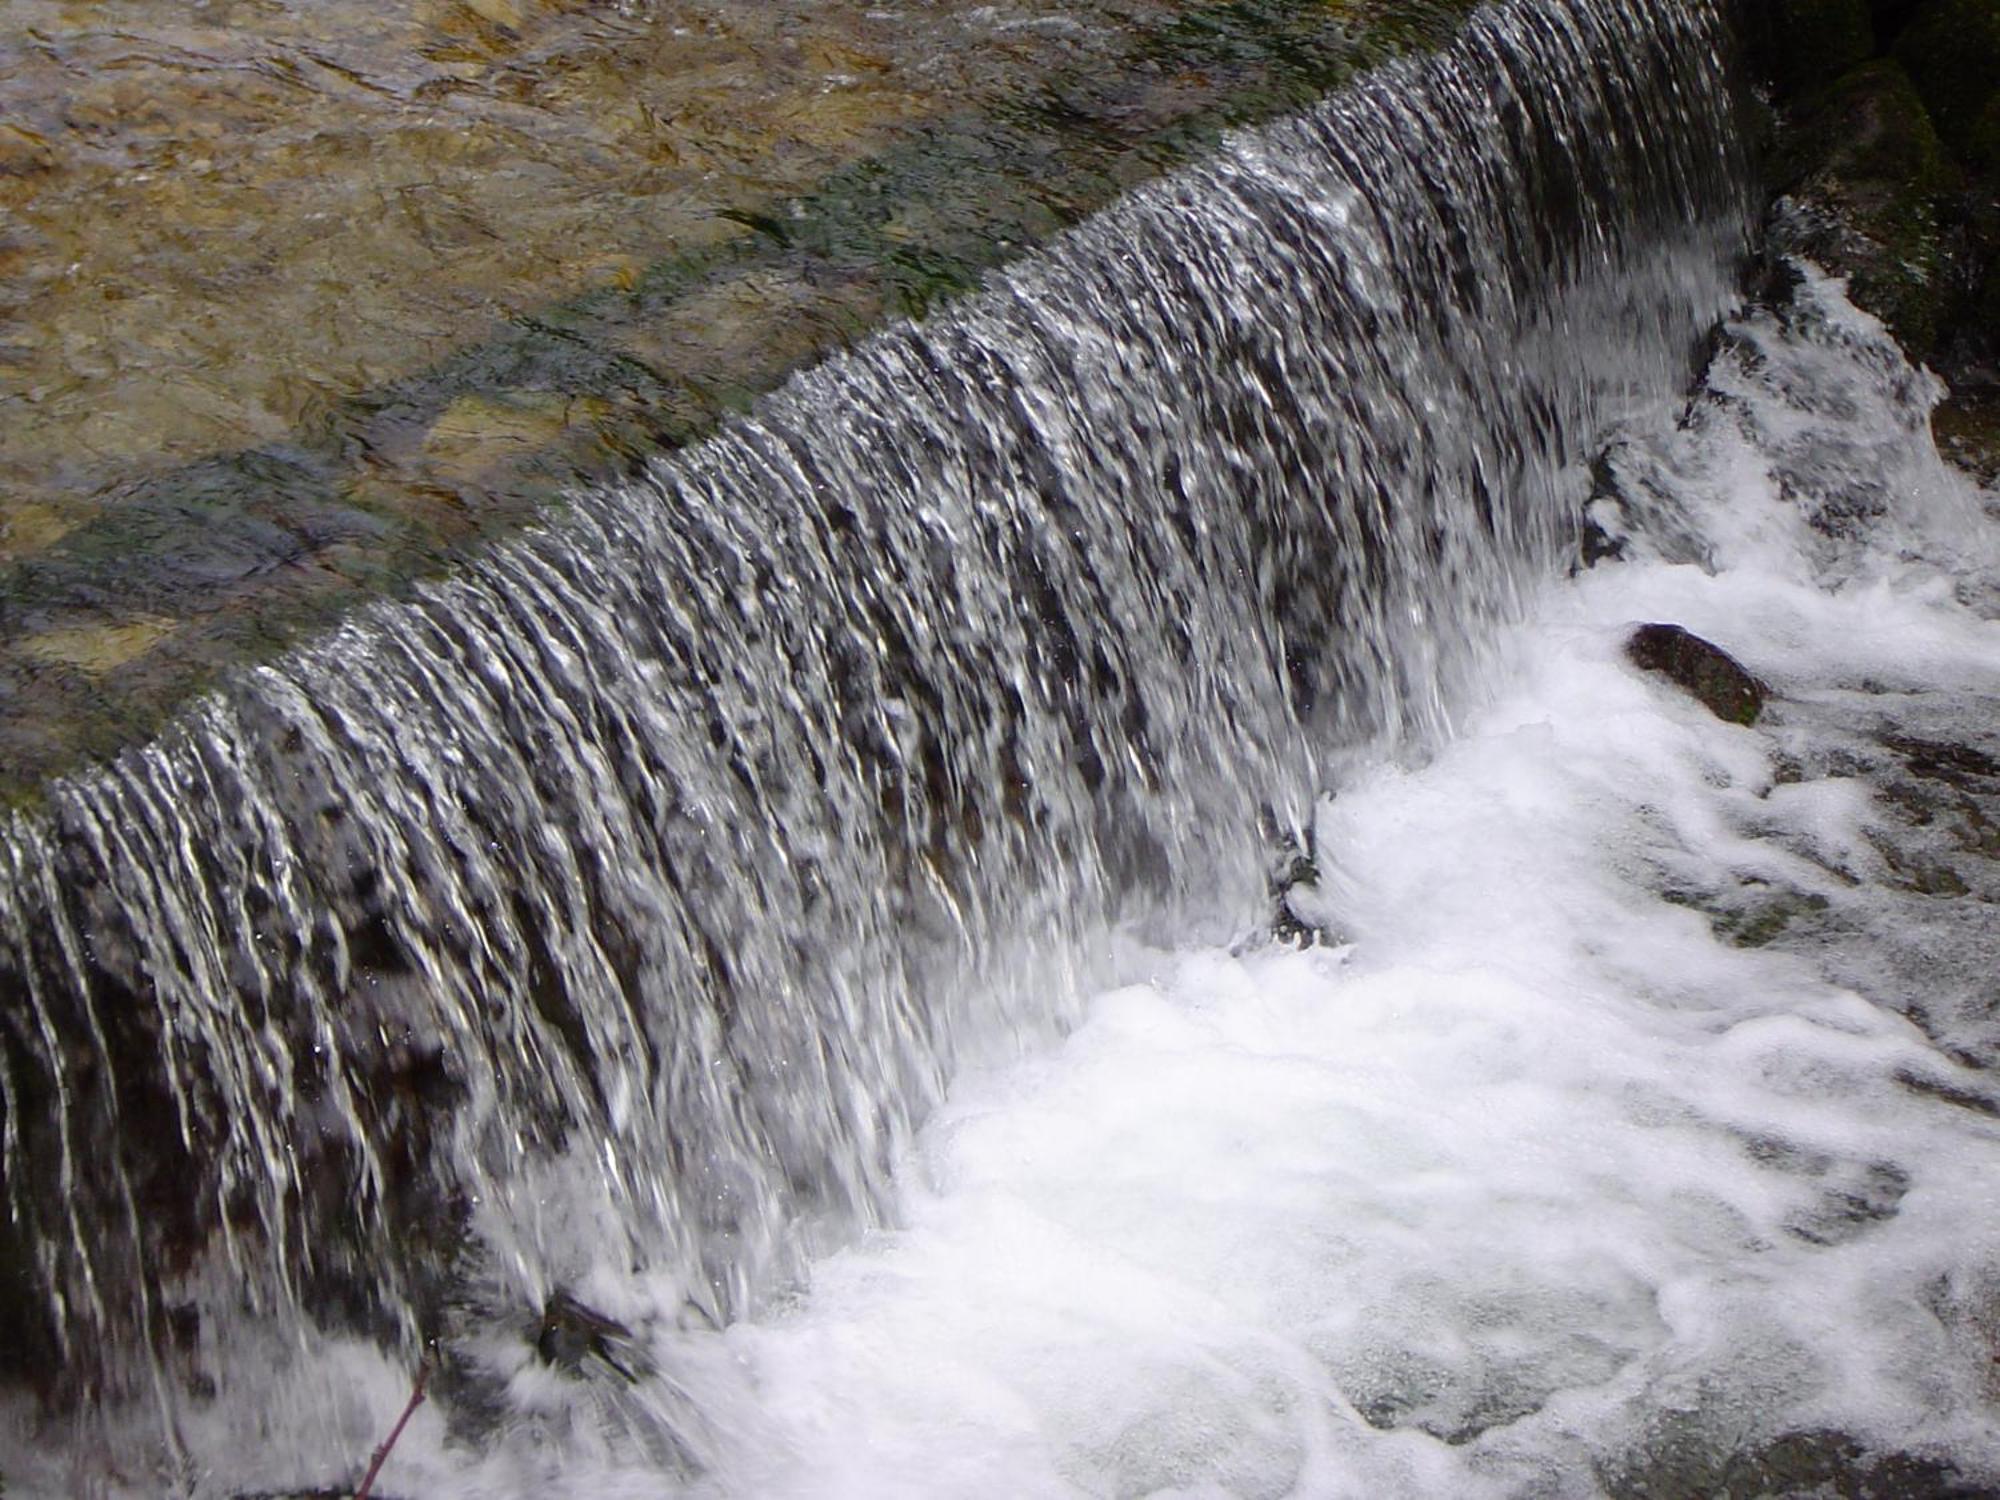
[1625,623,1768,727]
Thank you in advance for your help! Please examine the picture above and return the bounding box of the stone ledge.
[0,0,1478,806]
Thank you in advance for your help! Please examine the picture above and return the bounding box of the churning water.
[598,268,1999,1500]
[16,0,1995,1493]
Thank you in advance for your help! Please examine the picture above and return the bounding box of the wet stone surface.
[0,0,1477,801]
[1666,668,2000,1071]
[1605,1426,1996,1498]
[1626,621,1770,726]
[1748,0,2000,515]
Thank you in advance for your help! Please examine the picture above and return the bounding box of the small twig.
[353,1354,433,1500]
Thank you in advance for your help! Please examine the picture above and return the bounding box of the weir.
[0,0,1755,1470]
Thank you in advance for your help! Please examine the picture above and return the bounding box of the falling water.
[0,0,1754,1476]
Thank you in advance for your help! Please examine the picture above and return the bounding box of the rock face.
[1744,0,1877,98]
[1624,624,1767,726]
[1771,59,1950,356]
[1745,0,2000,440]
[1604,1425,1992,1499]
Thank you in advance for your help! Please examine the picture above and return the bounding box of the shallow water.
[0,0,1410,795]
[0,0,1161,506]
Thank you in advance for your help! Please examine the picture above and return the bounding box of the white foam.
[605,269,2000,1497]
[18,273,1995,1500]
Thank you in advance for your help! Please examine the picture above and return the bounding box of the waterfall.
[0,0,1754,1465]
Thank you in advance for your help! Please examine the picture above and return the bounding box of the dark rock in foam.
[1625,623,1767,726]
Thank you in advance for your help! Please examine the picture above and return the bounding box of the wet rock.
[1754,0,2000,381]
[0,121,55,180]
[0,1190,58,1403]
[1872,832,1973,894]
[1625,624,1767,726]
[1897,1064,2000,1115]
[1580,442,1711,568]
[1267,819,1344,946]
[1934,389,2000,484]
[1872,0,1931,37]
[0,452,385,627]
[0,501,79,560]
[1272,855,1338,947]
[1878,777,2000,856]
[16,616,177,676]
[1606,1427,1992,1498]
[1883,733,2000,784]
[535,1289,649,1382]
[1719,884,1832,947]
[1658,874,1839,951]
[1577,505,1627,567]
[421,390,606,483]
[1770,59,1951,358]
[1786,1159,1911,1244]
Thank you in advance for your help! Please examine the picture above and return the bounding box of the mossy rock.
[1745,0,1876,100]
[1776,59,1952,355]
[1721,887,1832,947]
[1964,91,2000,173]
[1894,0,2000,167]
[1935,390,2000,482]
[1788,60,1952,191]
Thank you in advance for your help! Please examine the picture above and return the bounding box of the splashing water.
[93,266,1996,1500]
[335,273,1995,1500]
[0,0,1782,1489]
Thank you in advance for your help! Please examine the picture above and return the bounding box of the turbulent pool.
[233,272,2000,1500]
[624,269,2000,1500]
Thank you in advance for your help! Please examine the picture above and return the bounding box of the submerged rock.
[1605,1426,1992,1498]
[1624,623,1767,726]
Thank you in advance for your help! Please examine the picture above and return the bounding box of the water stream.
[628,269,2000,1500]
[0,0,1916,1490]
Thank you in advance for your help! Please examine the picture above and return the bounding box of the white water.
[632,271,2000,1500]
[0,0,1753,1413]
[68,272,1988,1500]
